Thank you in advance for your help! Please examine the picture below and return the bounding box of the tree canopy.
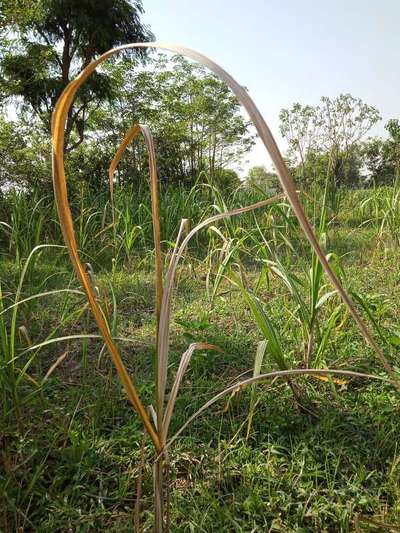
[279,94,381,188]
[0,53,254,191]
[245,165,279,192]
[0,0,154,151]
[99,55,255,188]
[0,3,399,194]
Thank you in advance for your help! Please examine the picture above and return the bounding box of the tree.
[318,94,380,186]
[362,138,392,186]
[362,121,400,186]
[0,113,51,190]
[212,168,241,192]
[0,0,153,151]
[279,103,320,180]
[0,53,254,192]
[385,119,400,181]
[280,94,380,188]
[245,165,279,192]
[92,55,255,188]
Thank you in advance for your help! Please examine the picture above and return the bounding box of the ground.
[1,198,400,532]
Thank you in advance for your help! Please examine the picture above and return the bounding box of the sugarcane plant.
[51,43,399,531]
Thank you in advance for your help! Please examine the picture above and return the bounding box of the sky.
[141,0,400,173]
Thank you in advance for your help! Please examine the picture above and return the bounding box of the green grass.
[1,185,400,531]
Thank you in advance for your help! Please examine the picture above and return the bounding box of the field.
[1,182,400,532]
[1,0,399,531]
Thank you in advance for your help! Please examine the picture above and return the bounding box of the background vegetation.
[1,1,400,531]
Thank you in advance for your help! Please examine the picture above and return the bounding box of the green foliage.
[362,137,398,186]
[1,53,254,191]
[1,19,400,528]
[359,181,400,246]
[2,180,400,530]
[211,168,241,191]
[280,94,381,189]
[385,119,400,181]
[0,114,51,189]
[100,55,255,187]
[245,165,279,192]
[0,244,86,421]
[361,121,400,187]
[0,0,153,149]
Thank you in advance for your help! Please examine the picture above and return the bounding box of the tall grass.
[0,191,51,264]
[0,244,86,422]
[359,181,400,247]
